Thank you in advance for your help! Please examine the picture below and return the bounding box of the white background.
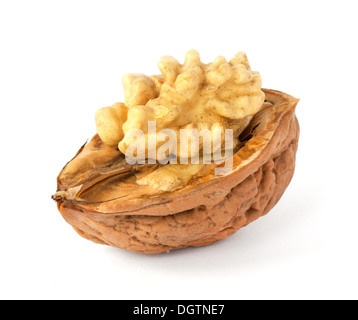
[1,0,357,300]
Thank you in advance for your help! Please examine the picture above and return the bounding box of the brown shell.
[52,89,299,254]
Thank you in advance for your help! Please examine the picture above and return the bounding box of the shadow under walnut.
[53,89,300,254]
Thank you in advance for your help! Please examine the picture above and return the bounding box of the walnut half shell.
[52,89,299,254]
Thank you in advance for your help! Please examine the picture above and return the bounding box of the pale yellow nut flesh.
[95,102,128,148]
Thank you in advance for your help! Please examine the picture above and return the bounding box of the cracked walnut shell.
[52,89,299,254]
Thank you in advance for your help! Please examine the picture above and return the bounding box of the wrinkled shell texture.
[56,89,299,254]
